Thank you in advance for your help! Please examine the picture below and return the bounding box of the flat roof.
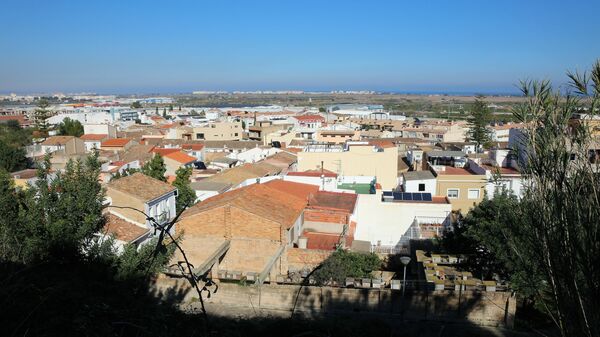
[403,170,435,181]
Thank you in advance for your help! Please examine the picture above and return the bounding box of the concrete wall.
[298,145,398,189]
[403,178,436,194]
[154,278,516,328]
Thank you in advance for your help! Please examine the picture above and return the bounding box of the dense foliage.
[141,154,167,181]
[312,249,381,285]
[57,117,84,137]
[172,166,196,213]
[0,120,30,172]
[441,61,600,337]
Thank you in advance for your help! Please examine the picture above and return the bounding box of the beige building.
[430,164,486,213]
[297,141,399,189]
[314,130,360,144]
[193,121,243,141]
[248,121,292,144]
[41,136,86,155]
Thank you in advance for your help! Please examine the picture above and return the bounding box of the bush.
[312,250,381,285]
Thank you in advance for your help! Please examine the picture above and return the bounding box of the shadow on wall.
[1,258,529,337]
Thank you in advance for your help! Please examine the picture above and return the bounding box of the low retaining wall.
[153,276,516,328]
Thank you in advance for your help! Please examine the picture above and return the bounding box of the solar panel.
[383,191,393,197]
[422,193,432,201]
[393,192,402,200]
[412,193,423,201]
[402,192,412,201]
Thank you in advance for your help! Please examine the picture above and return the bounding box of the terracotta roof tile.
[263,179,318,201]
[163,151,197,164]
[152,148,181,156]
[307,191,357,213]
[101,138,132,147]
[80,134,108,141]
[287,169,337,178]
[107,172,176,201]
[103,212,149,242]
[182,183,306,228]
[41,136,74,146]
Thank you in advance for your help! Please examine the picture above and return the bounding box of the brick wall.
[304,209,348,224]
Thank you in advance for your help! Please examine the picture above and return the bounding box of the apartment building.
[430,163,486,213]
[297,141,399,189]
[193,121,243,141]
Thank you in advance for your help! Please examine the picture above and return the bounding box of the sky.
[1,0,600,94]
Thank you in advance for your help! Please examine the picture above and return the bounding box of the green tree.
[0,153,105,263]
[466,95,492,149]
[162,108,168,119]
[447,61,600,337]
[57,117,84,137]
[172,166,196,213]
[141,154,166,181]
[34,99,51,140]
[0,140,28,172]
[169,104,174,112]
[312,250,381,285]
[131,101,142,109]
[0,121,30,172]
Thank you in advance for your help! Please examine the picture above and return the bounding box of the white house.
[401,171,437,194]
[353,190,452,252]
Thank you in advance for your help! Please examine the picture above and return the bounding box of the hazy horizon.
[2,0,599,94]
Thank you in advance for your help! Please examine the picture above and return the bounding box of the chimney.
[298,236,307,249]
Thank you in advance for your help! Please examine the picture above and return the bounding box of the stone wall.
[154,277,516,328]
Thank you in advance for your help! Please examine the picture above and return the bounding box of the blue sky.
[1,0,599,94]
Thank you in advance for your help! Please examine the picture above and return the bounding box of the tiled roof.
[263,179,318,201]
[287,169,338,178]
[293,114,325,122]
[107,172,176,201]
[182,183,306,228]
[302,231,354,251]
[80,134,108,141]
[101,138,132,147]
[307,191,358,213]
[41,136,74,146]
[103,212,150,242]
[182,144,204,151]
[164,151,197,164]
[152,147,181,156]
[189,181,232,192]
[264,151,297,166]
[117,144,155,164]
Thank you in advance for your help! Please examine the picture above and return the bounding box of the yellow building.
[297,141,399,189]
[430,164,486,213]
[193,121,243,141]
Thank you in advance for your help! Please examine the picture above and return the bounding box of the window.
[447,189,459,199]
[196,133,205,140]
[468,189,480,199]
[234,133,238,136]
[418,183,426,192]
